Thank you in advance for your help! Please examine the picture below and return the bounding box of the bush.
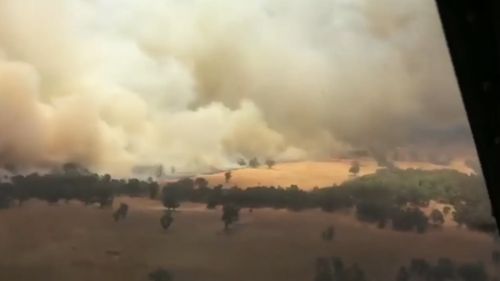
[492,250,500,264]
[249,157,260,168]
[457,262,488,281]
[392,208,428,233]
[148,268,173,281]
[222,204,240,230]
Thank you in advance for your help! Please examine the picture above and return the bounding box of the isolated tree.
[314,257,333,281]
[62,162,79,175]
[266,159,276,169]
[97,185,114,208]
[160,211,174,231]
[345,263,366,281]
[102,174,111,183]
[377,218,387,229]
[222,204,240,230]
[409,258,431,277]
[156,165,164,178]
[224,171,232,183]
[321,225,335,241]
[331,257,345,279]
[206,185,223,209]
[396,266,410,281]
[113,203,129,221]
[149,182,159,199]
[457,262,488,281]
[249,157,260,168]
[433,258,456,281]
[430,209,445,226]
[170,166,176,174]
[0,184,13,209]
[162,192,180,210]
[492,250,500,264]
[206,199,218,209]
[125,178,142,197]
[148,268,173,281]
[194,177,209,189]
[237,158,247,166]
[494,231,500,243]
[349,161,360,177]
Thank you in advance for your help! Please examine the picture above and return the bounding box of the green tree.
[224,171,232,183]
[113,203,129,221]
[349,161,361,176]
[160,211,174,231]
[345,263,366,281]
[321,225,335,241]
[396,266,410,281]
[195,177,209,189]
[266,159,276,169]
[249,157,260,168]
[222,204,240,230]
[457,262,488,281]
[314,258,333,281]
[410,258,431,277]
[432,258,456,281]
[148,268,173,281]
[392,208,429,233]
[206,199,218,209]
[149,182,159,199]
[162,191,180,211]
[492,250,500,264]
[0,183,13,209]
[430,209,445,226]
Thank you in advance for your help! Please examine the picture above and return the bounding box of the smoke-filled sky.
[0,0,477,175]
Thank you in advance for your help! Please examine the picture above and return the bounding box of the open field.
[202,159,475,189]
[0,197,497,281]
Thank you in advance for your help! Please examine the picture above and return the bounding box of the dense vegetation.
[0,165,497,235]
[314,256,496,281]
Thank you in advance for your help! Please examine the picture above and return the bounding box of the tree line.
[0,165,158,208]
[160,169,497,234]
[0,165,497,235]
[314,256,498,281]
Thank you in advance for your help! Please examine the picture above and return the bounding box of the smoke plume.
[0,0,476,175]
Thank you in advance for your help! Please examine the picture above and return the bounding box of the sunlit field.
[202,159,474,189]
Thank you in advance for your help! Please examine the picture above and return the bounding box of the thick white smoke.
[0,0,475,175]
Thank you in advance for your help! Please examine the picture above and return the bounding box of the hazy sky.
[0,0,476,175]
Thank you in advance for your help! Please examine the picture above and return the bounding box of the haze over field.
[0,0,477,176]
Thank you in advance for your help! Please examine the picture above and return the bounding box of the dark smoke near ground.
[0,0,476,176]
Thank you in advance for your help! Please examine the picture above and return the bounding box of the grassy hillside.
[202,159,474,189]
[0,198,497,281]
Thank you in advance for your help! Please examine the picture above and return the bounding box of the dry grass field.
[202,159,474,189]
[0,197,497,281]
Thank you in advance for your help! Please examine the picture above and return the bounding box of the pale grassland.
[0,197,496,281]
[203,159,474,189]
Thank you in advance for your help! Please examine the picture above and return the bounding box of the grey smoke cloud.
[0,0,476,175]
